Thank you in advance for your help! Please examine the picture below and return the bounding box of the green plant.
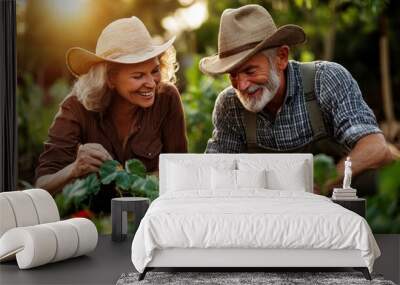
[366,161,400,233]
[17,73,71,186]
[182,55,230,153]
[313,154,338,194]
[59,158,159,216]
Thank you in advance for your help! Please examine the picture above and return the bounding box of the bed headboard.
[159,153,314,195]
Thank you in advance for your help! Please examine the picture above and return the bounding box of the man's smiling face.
[229,52,280,113]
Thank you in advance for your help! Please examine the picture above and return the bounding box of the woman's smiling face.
[108,57,161,108]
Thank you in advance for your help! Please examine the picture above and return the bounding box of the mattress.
[131,190,380,273]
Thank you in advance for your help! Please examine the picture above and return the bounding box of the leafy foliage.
[366,161,400,233]
[182,55,230,153]
[60,159,159,216]
[17,74,69,184]
[125,159,146,177]
[313,154,338,194]
[62,173,101,210]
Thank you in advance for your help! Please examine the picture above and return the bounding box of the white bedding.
[131,190,380,273]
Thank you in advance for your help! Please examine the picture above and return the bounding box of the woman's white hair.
[72,46,178,112]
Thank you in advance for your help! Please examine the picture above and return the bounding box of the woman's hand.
[70,143,113,178]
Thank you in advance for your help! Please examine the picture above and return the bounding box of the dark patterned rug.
[116,271,396,285]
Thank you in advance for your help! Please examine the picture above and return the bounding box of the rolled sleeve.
[318,62,381,149]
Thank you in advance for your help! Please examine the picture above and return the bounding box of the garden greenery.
[58,159,158,216]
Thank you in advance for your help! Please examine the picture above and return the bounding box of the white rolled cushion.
[65,218,98,257]
[211,168,236,190]
[24,189,60,223]
[42,221,79,262]
[0,191,39,227]
[0,218,97,269]
[0,196,17,237]
[236,169,267,189]
[0,226,57,269]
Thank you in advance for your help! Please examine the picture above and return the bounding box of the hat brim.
[66,37,175,77]
[199,25,305,75]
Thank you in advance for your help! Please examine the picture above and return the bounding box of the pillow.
[168,162,210,191]
[211,169,267,190]
[236,169,267,189]
[266,168,307,191]
[167,159,236,192]
[237,159,309,191]
[211,168,236,190]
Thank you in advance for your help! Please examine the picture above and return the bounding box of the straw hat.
[199,5,306,75]
[66,16,175,77]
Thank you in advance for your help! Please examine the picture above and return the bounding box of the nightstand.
[111,197,150,242]
[331,198,366,218]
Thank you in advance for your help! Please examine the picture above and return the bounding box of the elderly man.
[200,4,392,193]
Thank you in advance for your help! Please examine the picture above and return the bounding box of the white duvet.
[131,190,380,273]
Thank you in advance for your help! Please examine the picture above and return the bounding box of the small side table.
[111,197,150,242]
[332,198,366,218]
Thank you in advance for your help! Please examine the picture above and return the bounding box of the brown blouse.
[35,82,188,181]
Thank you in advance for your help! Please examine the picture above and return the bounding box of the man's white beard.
[236,67,280,113]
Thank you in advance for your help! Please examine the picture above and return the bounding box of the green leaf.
[142,176,159,192]
[131,175,147,190]
[85,173,101,196]
[62,173,100,210]
[125,159,146,177]
[54,193,70,218]
[100,160,122,184]
[115,172,133,190]
[63,178,86,204]
[129,175,159,201]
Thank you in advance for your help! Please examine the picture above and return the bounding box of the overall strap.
[243,62,329,153]
[299,62,327,140]
[243,109,258,152]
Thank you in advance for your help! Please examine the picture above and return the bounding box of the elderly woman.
[35,16,188,197]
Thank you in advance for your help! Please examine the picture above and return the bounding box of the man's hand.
[70,143,113,178]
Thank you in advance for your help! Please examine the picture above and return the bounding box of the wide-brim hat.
[199,5,306,75]
[66,16,175,77]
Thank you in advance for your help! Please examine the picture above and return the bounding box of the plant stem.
[116,187,123,197]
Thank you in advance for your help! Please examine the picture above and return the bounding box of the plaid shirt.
[206,60,381,153]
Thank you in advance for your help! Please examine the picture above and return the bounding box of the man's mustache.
[246,84,263,94]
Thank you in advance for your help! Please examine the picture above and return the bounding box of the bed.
[131,154,380,280]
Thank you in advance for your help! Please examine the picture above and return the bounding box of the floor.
[0,235,398,284]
